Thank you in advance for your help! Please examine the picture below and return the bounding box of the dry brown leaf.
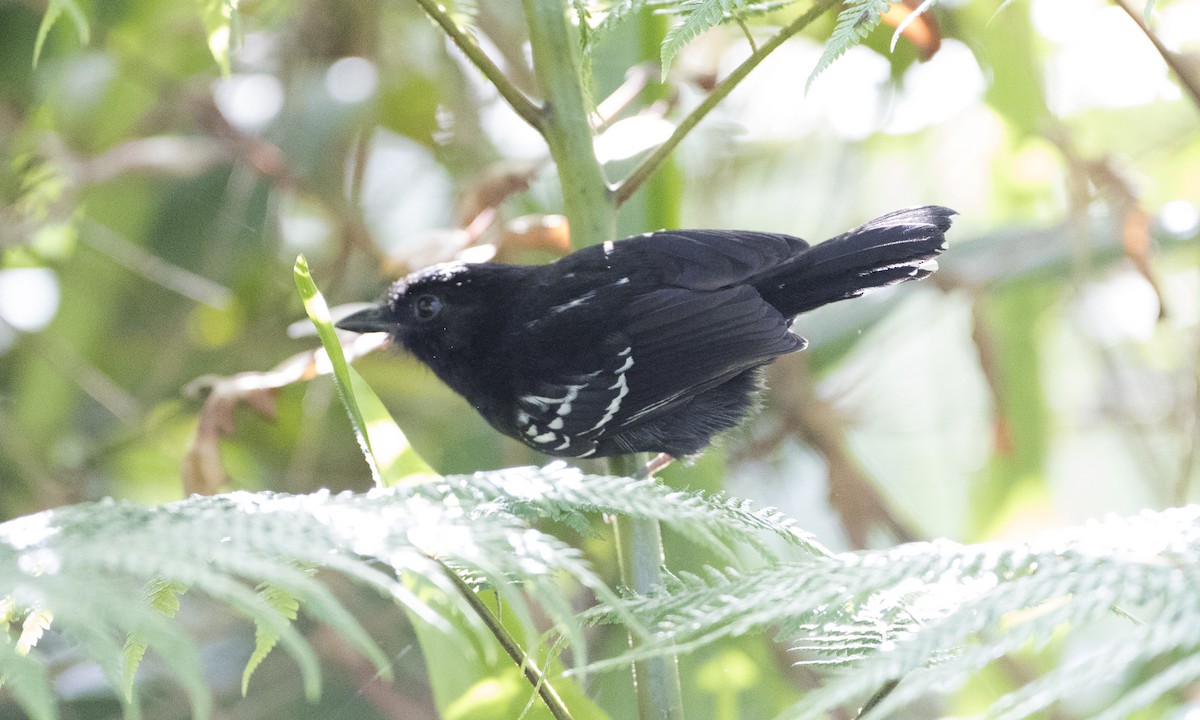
[181,332,390,495]
[493,214,572,262]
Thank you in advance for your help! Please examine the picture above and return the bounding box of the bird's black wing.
[554,229,808,291]
[510,283,803,457]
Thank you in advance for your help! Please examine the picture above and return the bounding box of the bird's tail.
[755,205,955,318]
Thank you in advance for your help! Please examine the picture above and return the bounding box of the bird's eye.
[412,294,443,321]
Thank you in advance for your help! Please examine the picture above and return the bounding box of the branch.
[1112,0,1200,111]
[614,0,841,206]
[438,559,575,720]
[524,0,615,247]
[412,0,544,130]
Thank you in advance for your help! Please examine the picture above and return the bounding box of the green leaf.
[123,578,188,702]
[197,0,240,75]
[242,576,305,696]
[584,505,1200,719]
[32,0,90,68]
[661,0,734,76]
[347,364,440,484]
[807,0,889,92]
[293,254,437,487]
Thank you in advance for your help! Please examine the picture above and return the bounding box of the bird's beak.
[335,305,393,334]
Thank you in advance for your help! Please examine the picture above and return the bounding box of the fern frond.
[242,573,305,696]
[660,0,736,73]
[123,577,187,701]
[589,506,1200,717]
[589,0,647,48]
[8,469,763,716]
[436,464,830,561]
[806,0,889,91]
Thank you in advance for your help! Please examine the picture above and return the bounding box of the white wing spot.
[549,417,564,430]
[603,240,614,257]
[533,431,558,444]
[554,439,571,451]
[615,355,634,373]
[522,385,583,421]
[617,346,631,357]
[551,290,597,314]
[525,425,540,437]
[588,371,629,433]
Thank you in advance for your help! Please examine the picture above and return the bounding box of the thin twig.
[856,679,900,718]
[735,17,759,54]
[437,558,575,720]
[613,0,840,206]
[1112,0,1200,111]
[411,0,544,130]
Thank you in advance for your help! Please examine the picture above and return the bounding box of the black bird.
[338,206,955,459]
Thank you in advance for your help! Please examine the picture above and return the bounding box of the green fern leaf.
[588,505,1200,718]
[242,574,307,695]
[589,0,646,52]
[806,0,890,92]
[661,0,736,75]
[123,577,188,702]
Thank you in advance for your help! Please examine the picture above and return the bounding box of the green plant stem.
[411,0,543,130]
[523,0,615,248]
[613,0,840,206]
[857,679,899,718]
[438,559,575,720]
[610,453,686,720]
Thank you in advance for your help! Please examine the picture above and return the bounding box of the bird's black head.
[336,261,527,393]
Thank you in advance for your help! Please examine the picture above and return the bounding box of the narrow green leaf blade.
[294,255,382,486]
[32,0,90,68]
[347,364,438,484]
[293,255,436,487]
[197,0,239,75]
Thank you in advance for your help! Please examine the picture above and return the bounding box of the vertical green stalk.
[610,453,686,720]
[523,2,680,715]
[522,0,615,248]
